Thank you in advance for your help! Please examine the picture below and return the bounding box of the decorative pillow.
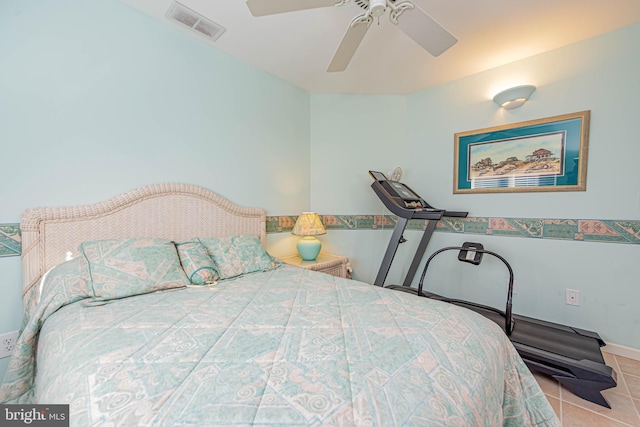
[79,238,189,300]
[198,234,279,279]
[175,240,219,285]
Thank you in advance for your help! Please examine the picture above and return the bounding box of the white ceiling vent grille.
[166,2,226,41]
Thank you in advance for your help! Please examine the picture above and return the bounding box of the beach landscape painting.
[454,111,590,194]
[468,131,565,180]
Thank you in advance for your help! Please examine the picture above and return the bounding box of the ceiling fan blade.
[327,17,371,72]
[246,0,337,17]
[395,6,457,57]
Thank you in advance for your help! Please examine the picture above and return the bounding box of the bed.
[0,183,559,426]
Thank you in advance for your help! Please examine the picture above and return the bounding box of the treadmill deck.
[461,304,605,364]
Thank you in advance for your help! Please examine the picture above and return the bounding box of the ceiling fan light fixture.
[370,0,387,17]
[493,85,536,109]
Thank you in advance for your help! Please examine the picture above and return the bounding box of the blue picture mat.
[457,117,583,190]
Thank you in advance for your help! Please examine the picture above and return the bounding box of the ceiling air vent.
[166,1,226,41]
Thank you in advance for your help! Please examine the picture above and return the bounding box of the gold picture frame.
[454,111,590,194]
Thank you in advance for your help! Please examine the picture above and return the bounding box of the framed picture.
[454,111,590,194]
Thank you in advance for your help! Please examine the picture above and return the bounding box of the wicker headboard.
[20,183,266,311]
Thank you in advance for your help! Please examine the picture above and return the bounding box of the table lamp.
[292,212,326,261]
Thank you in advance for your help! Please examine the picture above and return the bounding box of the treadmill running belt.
[467,305,605,363]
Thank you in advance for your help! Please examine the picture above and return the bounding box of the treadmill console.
[368,170,428,211]
[368,170,469,220]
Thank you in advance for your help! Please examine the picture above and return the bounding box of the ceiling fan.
[246,0,457,72]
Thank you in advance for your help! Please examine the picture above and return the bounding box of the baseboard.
[602,342,640,361]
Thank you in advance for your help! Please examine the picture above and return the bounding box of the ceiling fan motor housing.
[355,0,397,9]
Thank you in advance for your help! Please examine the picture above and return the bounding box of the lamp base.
[297,236,322,261]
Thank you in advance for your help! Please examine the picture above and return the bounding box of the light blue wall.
[0,0,310,216]
[0,0,310,376]
[311,24,640,349]
[309,94,409,214]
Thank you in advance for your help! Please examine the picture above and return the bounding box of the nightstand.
[281,253,352,279]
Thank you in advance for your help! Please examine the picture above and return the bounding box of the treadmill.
[369,170,617,408]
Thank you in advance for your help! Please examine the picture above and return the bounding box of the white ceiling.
[120,0,640,94]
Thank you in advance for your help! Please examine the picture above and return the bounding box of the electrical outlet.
[565,289,580,306]
[0,330,19,358]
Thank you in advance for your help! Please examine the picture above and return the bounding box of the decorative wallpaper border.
[0,224,22,258]
[268,215,640,244]
[1,216,639,258]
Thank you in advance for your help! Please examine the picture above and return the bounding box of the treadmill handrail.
[443,210,468,218]
[417,246,514,335]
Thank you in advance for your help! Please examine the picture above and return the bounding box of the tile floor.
[533,352,640,426]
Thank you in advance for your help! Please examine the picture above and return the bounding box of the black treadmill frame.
[370,176,467,287]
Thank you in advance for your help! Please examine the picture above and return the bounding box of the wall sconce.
[493,85,536,110]
[292,212,326,261]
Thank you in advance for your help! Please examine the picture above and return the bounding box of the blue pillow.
[198,234,279,279]
[79,238,189,300]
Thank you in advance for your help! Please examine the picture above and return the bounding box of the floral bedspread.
[1,264,559,426]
